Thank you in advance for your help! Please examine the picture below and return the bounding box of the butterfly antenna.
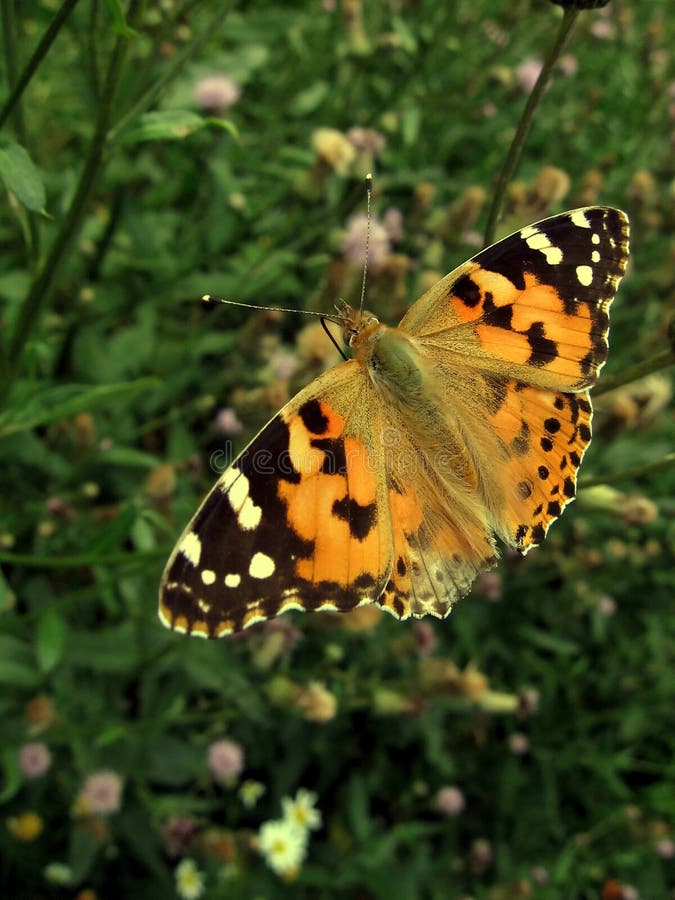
[358,173,373,313]
[202,295,342,324]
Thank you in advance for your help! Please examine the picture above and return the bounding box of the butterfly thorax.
[342,306,425,400]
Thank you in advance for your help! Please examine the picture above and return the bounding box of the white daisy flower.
[258,818,307,878]
[281,788,322,832]
[175,858,205,900]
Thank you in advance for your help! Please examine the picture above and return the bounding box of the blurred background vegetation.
[0,1,673,898]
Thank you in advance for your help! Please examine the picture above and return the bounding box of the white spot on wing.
[591,250,600,263]
[570,210,590,229]
[225,470,250,509]
[201,569,216,585]
[591,232,600,245]
[520,227,563,265]
[225,573,241,588]
[249,552,275,579]
[178,532,201,567]
[220,469,261,531]
[238,496,262,530]
[576,265,593,286]
[197,598,212,612]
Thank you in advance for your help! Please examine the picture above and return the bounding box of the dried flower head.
[517,686,540,719]
[295,680,337,722]
[347,126,386,156]
[596,594,617,617]
[531,165,571,207]
[163,815,197,857]
[435,786,465,815]
[508,732,530,755]
[25,694,57,734]
[339,605,382,631]
[312,128,356,176]
[144,463,177,502]
[471,837,493,869]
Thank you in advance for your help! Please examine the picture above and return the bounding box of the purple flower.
[207,739,245,784]
[79,770,123,815]
[18,742,52,778]
[193,75,241,113]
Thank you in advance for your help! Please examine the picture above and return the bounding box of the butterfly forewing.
[160,363,394,637]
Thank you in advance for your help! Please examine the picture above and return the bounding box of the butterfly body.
[160,207,629,638]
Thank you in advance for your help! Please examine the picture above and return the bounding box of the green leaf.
[290,81,329,116]
[121,110,237,144]
[518,626,580,656]
[0,635,40,688]
[68,823,102,885]
[145,736,202,786]
[36,607,67,673]
[0,142,46,212]
[66,623,139,673]
[102,0,139,38]
[0,379,160,437]
[96,446,159,469]
[0,746,23,803]
[0,568,16,613]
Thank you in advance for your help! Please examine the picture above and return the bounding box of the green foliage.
[0,2,673,898]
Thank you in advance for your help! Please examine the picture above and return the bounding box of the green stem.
[0,0,82,130]
[0,549,165,568]
[482,7,580,247]
[580,453,674,489]
[0,28,132,403]
[0,0,44,264]
[593,347,675,397]
[107,4,226,146]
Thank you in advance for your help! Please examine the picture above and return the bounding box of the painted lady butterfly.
[160,207,629,638]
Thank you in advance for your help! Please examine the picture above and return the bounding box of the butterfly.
[159,207,629,638]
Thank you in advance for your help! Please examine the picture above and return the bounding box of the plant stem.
[581,453,674,489]
[0,549,165,568]
[0,0,82,130]
[593,347,675,397]
[107,4,227,146]
[482,7,580,247]
[0,29,132,403]
[0,0,44,264]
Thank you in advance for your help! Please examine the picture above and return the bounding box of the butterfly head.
[334,301,381,350]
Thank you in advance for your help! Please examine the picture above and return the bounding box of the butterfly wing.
[398,207,629,553]
[159,361,395,637]
[400,207,629,391]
